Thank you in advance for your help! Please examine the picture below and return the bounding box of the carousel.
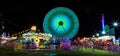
[16,25,52,50]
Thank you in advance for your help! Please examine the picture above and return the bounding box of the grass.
[79,48,107,54]
[0,48,120,56]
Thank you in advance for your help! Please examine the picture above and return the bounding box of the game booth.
[0,33,17,48]
[98,36,116,44]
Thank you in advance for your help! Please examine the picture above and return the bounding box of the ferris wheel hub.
[59,21,63,26]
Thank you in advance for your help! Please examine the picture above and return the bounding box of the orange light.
[31,26,36,30]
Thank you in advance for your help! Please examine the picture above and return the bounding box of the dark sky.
[0,0,120,37]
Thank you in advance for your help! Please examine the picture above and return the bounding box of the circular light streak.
[43,7,79,39]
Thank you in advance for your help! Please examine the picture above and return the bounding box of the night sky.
[0,0,120,37]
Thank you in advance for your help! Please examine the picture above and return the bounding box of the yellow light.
[11,37,17,39]
[18,33,20,34]
[31,26,36,30]
[16,42,22,49]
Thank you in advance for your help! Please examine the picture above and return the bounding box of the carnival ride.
[22,32,52,49]
[43,7,79,50]
[16,25,52,49]
[43,7,79,39]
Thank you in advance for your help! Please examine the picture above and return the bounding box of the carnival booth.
[60,38,71,50]
[0,32,17,48]
[98,36,116,44]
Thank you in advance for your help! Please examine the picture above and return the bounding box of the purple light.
[102,14,105,33]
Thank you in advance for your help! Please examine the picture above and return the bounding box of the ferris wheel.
[43,7,79,39]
